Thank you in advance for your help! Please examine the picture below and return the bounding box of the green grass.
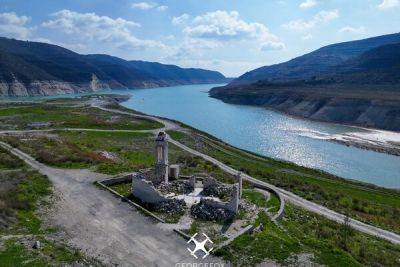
[0,131,156,174]
[0,103,163,131]
[217,205,400,266]
[40,238,83,263]
[217,211,302,265]
[267,194,280,213]
[0,238,84,267]
[109,182,131,197]
[242,189,268,208]
[171,130,400,233]
[166,130,186,141]
[0,171,50,234]
[0,151,93,266]
[0,239,47,267]
[1,129,236,183]
[0,147,24,169]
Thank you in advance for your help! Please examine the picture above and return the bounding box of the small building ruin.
[131,131,242,221]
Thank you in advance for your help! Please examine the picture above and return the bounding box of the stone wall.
[190,183,240,221]
[204,184,239,213]
[100,175,131,186]
[131,173,166,204]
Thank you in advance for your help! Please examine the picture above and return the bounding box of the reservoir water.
[6,84,399,188]
[115,84,400,189]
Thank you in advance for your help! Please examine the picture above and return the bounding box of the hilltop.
[210,33,400,131]
[0,37,228,97]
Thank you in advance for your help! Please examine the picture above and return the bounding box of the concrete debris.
[191,199,235,221]
[32,240,41,249]
[153,199,186,214]
[203,177,233,200]
[252,223,264,234]
[156,180,194,195]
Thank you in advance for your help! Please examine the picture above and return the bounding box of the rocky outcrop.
[0,75,111,97]
[210,87,400,132]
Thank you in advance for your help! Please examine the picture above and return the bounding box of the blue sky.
[0,0,399,76]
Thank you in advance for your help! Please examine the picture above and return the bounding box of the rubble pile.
[191,199,235,221]
[239,200,257,214]
[153,199,186,214]
[202,177,232,200]
[156,180,194,195]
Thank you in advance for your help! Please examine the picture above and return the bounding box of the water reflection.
[11,85,398,188]
[116,84,400,189]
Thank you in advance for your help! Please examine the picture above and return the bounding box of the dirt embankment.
[210,85,400,132]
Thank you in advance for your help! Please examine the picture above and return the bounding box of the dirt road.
[0,141,222,266]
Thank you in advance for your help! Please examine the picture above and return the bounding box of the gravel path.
[0,141,222,266]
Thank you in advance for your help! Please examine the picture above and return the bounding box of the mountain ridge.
[210,34,400,131]
[0,37,228,97]
[231,32,400,85]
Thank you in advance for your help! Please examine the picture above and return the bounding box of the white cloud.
[163,34,175,40]
[378,0,400,10]
[131,2,156,10]
[302,34,313,40]
[282,9,339,31]
[339,26,366,34]
[0,12,32,39]
[157,5,168,11]
[299,0,317,9]
[260,41,285,51]
[181,10,284,50]
[42,9,164,50]
[131,2,168,11]
[172,13,190,25]
[166,38,222,60]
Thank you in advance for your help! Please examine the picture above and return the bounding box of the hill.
[0,37,227,96]
[231,32,400,85]
[210,38,400,131]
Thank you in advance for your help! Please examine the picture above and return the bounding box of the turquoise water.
[115,84,400,189]
[4,84,399,188]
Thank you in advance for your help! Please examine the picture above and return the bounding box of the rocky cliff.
[0,37,227,97]
[211,34,400,131]
[210,85,400,131]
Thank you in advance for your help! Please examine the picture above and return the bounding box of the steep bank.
[211,37,400,132]
[0,37,228,97]
[0,75,112,97]
[210,85,400,132]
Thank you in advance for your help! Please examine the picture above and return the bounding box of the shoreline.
[214,97,400,157]
[3,86,400,157]
[292,126,400,157]
[112,95,399,191]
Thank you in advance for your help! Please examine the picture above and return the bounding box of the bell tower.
[154,131,169,183]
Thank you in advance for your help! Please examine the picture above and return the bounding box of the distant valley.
[0,37,228,97]
[210,33,400,131]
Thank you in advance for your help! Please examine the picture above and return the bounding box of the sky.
[0,0,399,77]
